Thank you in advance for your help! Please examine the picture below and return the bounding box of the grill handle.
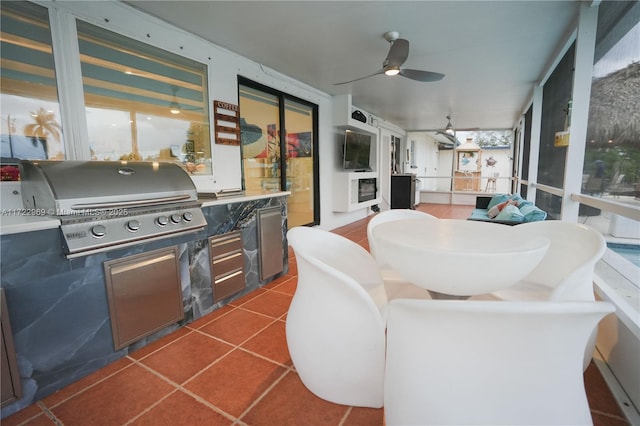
[71,195,192,210]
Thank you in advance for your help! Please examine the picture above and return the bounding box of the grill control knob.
[91,224,106,238]
[182,211,193,222]
[156,215,169,226]
[126,220,141,232]
[170,214,182,224]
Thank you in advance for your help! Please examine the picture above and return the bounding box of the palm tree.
[23,107,62,159]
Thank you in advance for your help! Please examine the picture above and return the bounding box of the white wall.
[40,1,385,231]
[478,148,512,194]
[406,133,439,191]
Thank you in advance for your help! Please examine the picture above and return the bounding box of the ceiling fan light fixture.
[334,32,444,85]
[445,115,454,135]
[385,67,400,76]
[169,86,181,114]
[169,98,181,114]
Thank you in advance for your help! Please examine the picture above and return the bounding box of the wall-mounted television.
[343,130,372,171]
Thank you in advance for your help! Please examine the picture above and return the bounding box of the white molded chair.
[286,226,386,408]
[367,209,437,300]
[384,299,615,426]
[493,221,606,302]
[491,221,607,369]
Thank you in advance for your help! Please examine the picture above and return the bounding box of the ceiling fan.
[334,31,445,85]
[434,115,481,148]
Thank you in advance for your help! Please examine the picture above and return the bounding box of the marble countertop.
[0,214,61,235]
[0,190,290,236]
[199,190,290,207]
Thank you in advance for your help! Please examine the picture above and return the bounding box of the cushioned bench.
[468,194,547,225]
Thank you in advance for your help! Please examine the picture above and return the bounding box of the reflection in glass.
[0,2,65,161]
[239,81,318,227]
[284,99,315,227]
[580,5,639,279]
[76,21,211,174]
[583,17,639,206]
[239,86,280,192]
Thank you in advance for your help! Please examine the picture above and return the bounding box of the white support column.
[514,115,525,193]
[528,85,543,202]
[561,2,598,221]
[48,7,90,160]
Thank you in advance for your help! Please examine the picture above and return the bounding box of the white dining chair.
[384,298,615,426]
[491,220,607,369]
[286,226,386,408]
[494,221,606,302]
[367,209,437,299]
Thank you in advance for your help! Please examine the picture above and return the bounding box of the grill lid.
[18,160,207,258]
[20,160,198,213]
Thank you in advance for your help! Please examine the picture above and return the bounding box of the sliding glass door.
[238,78,319,228]
[283,99,316,227]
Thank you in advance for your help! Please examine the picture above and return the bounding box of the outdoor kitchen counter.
[198,190,290,207]
[0,190,290,236]
[0,214,61,235]
[0,190,290,418]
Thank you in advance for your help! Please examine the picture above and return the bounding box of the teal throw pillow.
[519,203,547,222]
[509,193,525,205]
[495,204,525,222]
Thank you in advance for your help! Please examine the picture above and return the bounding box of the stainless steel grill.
[19,160,207,258]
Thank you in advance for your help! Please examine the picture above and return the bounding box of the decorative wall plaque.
[213,100,240,145]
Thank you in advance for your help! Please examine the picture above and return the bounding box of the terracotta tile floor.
[3,204,630,425]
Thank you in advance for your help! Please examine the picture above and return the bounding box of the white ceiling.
[125,1,581,132]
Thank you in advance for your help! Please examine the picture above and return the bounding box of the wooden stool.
[485,173,498,192]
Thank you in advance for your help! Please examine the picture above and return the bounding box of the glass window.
[1,2,65,163]
[583,6,639,205]
[284,99,316,227]
[239,85,280,192]
[580,2,639,275]
[76,20,211,174]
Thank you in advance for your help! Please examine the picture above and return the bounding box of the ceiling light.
[385,67,400,76]
[169,100,180,114]
[169,87,181,114]
[444,115,454,135]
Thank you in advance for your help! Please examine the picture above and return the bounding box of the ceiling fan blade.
[333,69,384,85]
[435,132,460,146]
[386,38,409,67]
[400,68,445,82]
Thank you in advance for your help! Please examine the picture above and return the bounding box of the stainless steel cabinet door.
[104,247,183,350]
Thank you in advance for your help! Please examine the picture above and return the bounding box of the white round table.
[371,219,550,298]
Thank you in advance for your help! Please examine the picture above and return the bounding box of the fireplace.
[358,178,377,203]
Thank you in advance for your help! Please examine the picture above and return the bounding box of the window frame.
[18,2,218,186]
